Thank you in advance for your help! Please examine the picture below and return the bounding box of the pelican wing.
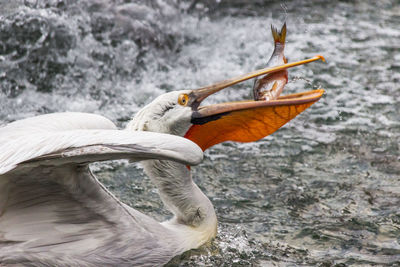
[0,112,202,175]
[0,113,202,265]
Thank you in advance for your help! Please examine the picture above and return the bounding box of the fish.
[253,23,288,101]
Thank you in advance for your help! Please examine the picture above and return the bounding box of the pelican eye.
[178,94,189,106]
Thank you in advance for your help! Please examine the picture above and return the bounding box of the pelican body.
[0,57,324,266]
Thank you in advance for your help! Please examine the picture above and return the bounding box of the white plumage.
[0,111,209,266]
[0,112,202,174]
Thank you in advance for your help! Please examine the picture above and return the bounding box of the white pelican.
[0,56,324,266]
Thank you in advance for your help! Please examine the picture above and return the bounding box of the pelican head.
[128,55,325,151]
[127,90,194,136]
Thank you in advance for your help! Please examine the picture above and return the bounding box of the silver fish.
[253,23,288,101]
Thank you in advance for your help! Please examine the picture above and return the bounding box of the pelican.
[0,56,324,266]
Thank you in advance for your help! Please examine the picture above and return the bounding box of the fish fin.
[271,22,286,44]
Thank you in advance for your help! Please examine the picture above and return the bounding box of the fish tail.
[271,22,286,44]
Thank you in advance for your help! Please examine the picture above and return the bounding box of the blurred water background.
[1,0,399,265]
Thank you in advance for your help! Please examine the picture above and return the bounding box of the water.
[1,0,399,265]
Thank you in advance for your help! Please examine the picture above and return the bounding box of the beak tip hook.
[316,55,326,62]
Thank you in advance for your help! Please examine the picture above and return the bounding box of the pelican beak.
[184,55,325,151]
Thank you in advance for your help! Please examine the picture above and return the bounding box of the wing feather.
[0,113,202,175]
